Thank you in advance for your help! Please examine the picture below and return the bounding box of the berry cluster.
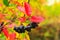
[14,22,38,33]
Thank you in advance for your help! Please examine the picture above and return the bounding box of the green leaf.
[8,28,14,32]
[21,33,26,38]
[0,33,6,40]
[3,0,9,6]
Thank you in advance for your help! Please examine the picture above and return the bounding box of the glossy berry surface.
[25,26,31,32]
[30,22,38,28]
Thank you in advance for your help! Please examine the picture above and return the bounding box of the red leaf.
[8,23,16,28]
[17,6,25,12]
[9,33,16,40]
[0,4,2,7]
[0,13,5,19]
[30,16,44,23]
[19,17,26,22]
[24,2,32,16]
[2,27,9,38]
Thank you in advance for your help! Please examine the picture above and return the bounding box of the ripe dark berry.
[14,25,25,33]
[30,22,38,28]
[25,26,31,32]
[14,27,19,33]
[19,26,25,33]
[17,27,21,33]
